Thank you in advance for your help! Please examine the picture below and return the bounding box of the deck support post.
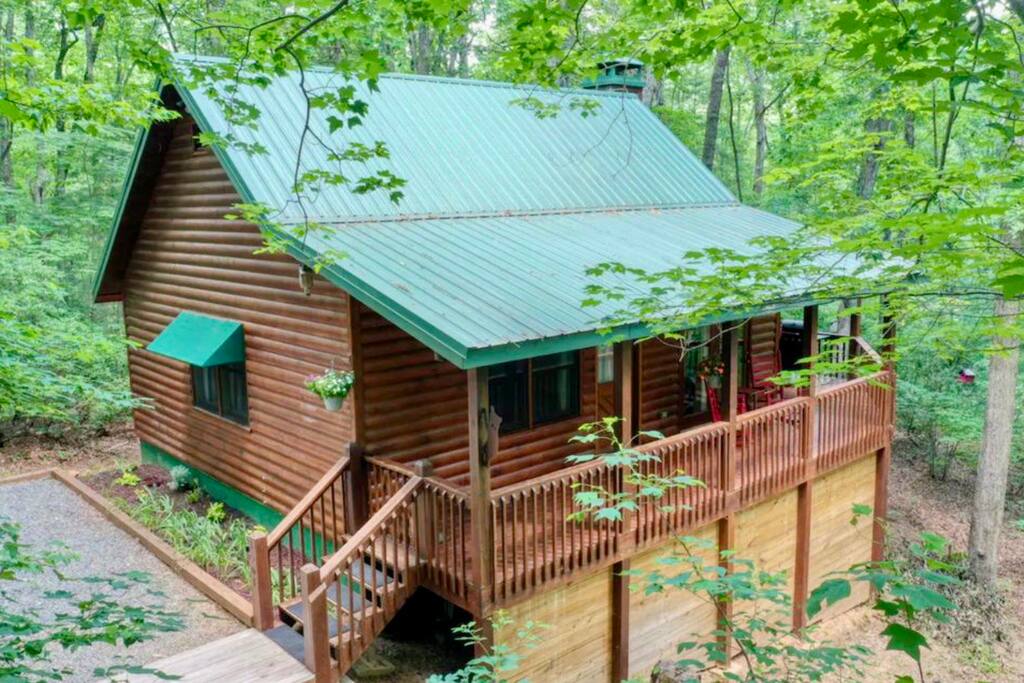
[467,368,495,647]
[300,563,333,682]
[717,324,740,661]
[611,559,631,681]
[345,442,369,534]
[248,532,274,631]
[793,305,819,630]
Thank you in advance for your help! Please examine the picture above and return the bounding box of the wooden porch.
[246,309,896,680]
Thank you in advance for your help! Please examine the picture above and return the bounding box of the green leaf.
[807,578,851,618]
[880,622,928,662]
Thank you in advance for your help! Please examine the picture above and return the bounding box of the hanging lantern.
[298,264,315,296]
[958,368,976,384]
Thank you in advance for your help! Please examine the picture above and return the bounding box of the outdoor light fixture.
[298,264,315,295]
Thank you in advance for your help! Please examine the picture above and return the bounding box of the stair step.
[264,624,308,664]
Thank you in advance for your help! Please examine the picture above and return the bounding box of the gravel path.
[0,478,244,682]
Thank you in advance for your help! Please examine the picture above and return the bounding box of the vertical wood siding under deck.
[124,120,354,514]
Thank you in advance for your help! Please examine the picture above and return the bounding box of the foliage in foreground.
[427,610,546,683]
[121,488,254,586]
[0,518,183,681]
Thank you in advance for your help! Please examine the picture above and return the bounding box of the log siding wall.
[123,119,354,512]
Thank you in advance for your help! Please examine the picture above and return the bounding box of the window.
[597,345,614,384]
[488,351,581,433]
[192,362,249,425]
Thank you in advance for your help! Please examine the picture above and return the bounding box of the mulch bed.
[82,463,257,598]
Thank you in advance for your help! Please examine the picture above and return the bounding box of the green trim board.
[147,311,245,367]
[91,126,149,300]
[140,442,283,530]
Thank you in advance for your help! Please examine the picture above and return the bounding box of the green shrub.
[127,489,252,584]
[168,465,196,492]
[205,501,226,523]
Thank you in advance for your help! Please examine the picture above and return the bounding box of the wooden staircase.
[249,448,428,680]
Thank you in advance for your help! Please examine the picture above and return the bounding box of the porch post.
[248,533,274,630]
[793,304,819,630]
[717,323,740,661]
[611,341,637,680]
[345,442,369,534]
[467,368,495,638]
[847,300,862,379]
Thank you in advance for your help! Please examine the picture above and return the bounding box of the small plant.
[126,490,252,583]
[305,368,355,410]
[427,611,545,683]
[168,465,196,492]
[186,488,203,505]
[114,464,141,488]
[205,501,226,523]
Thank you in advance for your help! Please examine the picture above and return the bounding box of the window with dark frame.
[191,361,249,425]
[488,351,581,434]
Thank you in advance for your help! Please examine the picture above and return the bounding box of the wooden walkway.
[107,629,313,683]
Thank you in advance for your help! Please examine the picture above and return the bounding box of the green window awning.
[147,312,244,367]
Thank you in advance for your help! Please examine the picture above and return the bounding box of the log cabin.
[93,56,895,681]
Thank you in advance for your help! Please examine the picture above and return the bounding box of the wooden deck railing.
[366,456,413,513]
[248,453,352,629]
[634,421,730,548]
[417,477,471,607]
[489,458,624,604]
[817,371,892,472]
[737,397,810,506]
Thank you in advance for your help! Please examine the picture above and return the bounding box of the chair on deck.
[741,314,784,409]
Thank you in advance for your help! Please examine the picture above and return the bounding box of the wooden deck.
[107,629,313,683]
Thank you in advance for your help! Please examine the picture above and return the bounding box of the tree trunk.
[747,62,767,197]
[642,69,663,109]
[701,47,731,170]
[858,116,892,199]
[410,25,433,74]
[968,296,1021,587]
[24,4,46,205]
[84,15,105,83]
[903,110,915,149]
[0,8,15,199]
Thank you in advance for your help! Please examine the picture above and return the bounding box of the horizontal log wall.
[638,338,685,438]
[124,119,353,513]
[359,306,602,488]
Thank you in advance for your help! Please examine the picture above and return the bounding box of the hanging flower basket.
[306,369,355,411]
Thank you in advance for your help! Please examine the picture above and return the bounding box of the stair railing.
[249,448,356,630]
[302,475,425,680]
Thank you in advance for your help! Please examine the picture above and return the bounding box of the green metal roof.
[174,55,733,221]
[97,56,807,369]
[147,312,245,367]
